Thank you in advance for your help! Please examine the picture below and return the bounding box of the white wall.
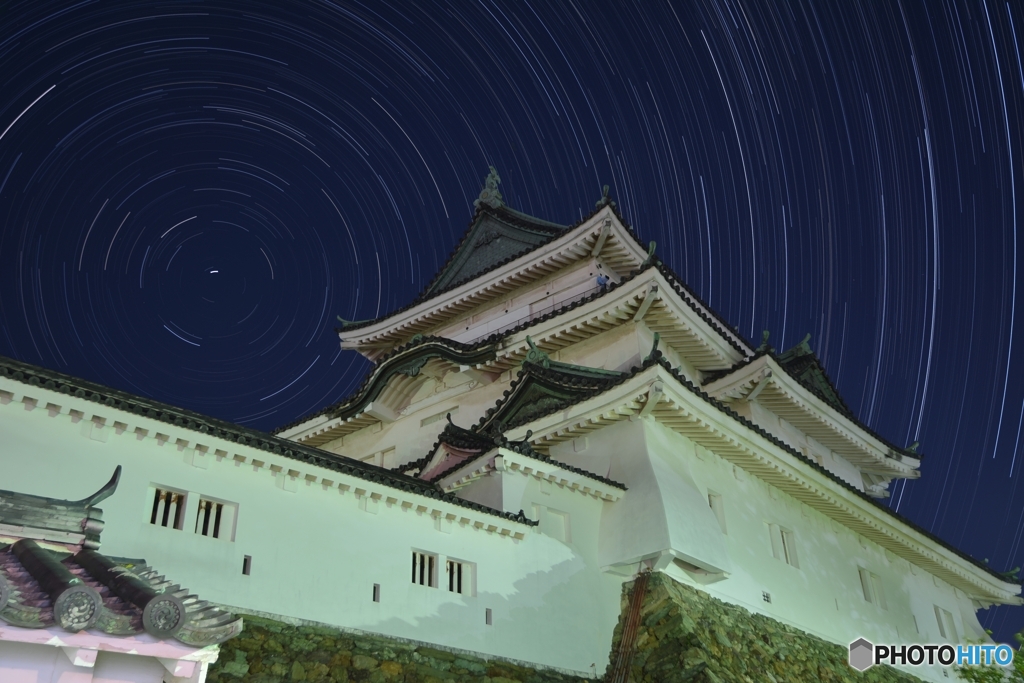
[0,382,623,675]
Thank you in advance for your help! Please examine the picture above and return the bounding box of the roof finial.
[757,330,770,352]
[906,441,919,454]
[474,166,503,209]
[595,184,616,209]
[524,336,550,368]
[642,241,657,266]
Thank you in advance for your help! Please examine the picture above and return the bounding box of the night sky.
[2,0,1023,639]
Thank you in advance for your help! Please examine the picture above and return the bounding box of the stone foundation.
[205,614,588,683]
[606,572,923,682]
[208,572,928,682]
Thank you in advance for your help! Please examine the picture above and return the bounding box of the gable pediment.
[425,207,566,297]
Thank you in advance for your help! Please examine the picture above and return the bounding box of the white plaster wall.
[637,418,985,683]
[436,259,599,343]
[0,642,168,683]
[0,384,623,675]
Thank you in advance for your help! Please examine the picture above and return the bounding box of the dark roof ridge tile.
[273,335,499,434]
[339,202,610,335]
[0,355,535,528]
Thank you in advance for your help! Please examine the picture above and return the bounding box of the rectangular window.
[412,551,437,587]
[242,555,252,575]
[446,559,473,595]
[859,568,886,609]
[781,530,799,568]
[767,524,797,566]
[193,498,235,540]
[372,584,380,603]
[708,493,726,534]
[485,608,493,625]
[934,606,958,643]
[768,523,783,560]
[533,504,570,543]
[150,487,185,530]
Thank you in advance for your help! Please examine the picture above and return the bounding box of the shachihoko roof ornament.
[474,166,504,209]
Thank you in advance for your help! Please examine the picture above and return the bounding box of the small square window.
[412,551,438,588]
[762,591,772,603]
[150,487,186,530]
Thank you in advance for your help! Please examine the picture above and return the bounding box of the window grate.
[412,551,437,587]
[196,499,224,538]
[150,488,184,529]
[447,560,469,594]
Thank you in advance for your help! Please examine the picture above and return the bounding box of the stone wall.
[205,614,589,683]
[606,572,923,683]
[207,572,929,683]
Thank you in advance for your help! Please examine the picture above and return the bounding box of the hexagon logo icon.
[849,638,874,671]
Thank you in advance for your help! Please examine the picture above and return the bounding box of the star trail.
[1,0,1024,638]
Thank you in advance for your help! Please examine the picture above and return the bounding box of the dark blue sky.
[2,0,1023,639]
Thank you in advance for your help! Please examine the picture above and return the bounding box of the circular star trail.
[1,0,1023,636]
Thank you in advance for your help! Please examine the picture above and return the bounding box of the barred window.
[412,551,437,587]
[150,488,185,530]
[196,499,221,537]
[446,559,472,595]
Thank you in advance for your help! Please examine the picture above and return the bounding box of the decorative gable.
[424,205,566,297]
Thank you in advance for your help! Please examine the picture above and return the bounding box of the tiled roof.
[0,469,241,645]
[701,342,919,460]
[399,354,631,492]
[0,355,536,528]
[337,203,571,334]
[476,348,1011,586]
[335,193,754,360]
[273,335,500,434]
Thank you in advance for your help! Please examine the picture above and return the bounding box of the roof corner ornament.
[336,314,370,329]
[757,330,771,352]
[71,465,122,507]
[595,184,617,209]
[906,441,920,454]
[796,332,812,353]
[474,166,504,209]
[642,240,657,267]
[524,336,551,368]
[644,333,662,364]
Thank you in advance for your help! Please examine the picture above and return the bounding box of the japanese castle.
[1,169,1019,682]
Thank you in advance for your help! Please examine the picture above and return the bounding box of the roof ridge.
[0,355,534,528]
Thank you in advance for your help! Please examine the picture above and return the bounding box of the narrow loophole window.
[485,608,493,626]
[242,555,252,576]
[372,584,381,603]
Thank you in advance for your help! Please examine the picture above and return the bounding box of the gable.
[425,206,566,297]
